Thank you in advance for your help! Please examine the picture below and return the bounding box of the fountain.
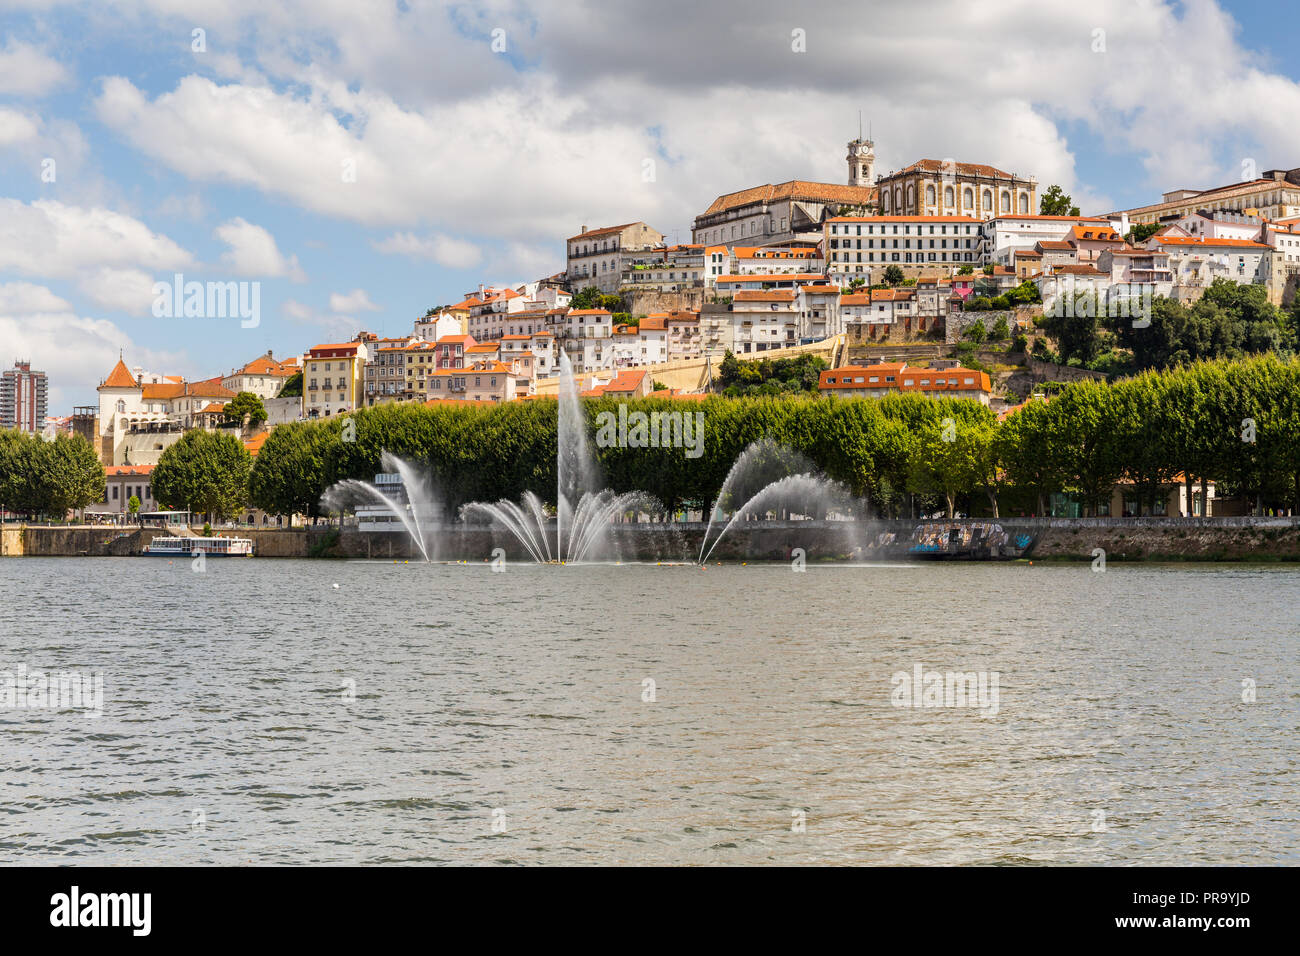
[461,353,663,563]
[318,365,857,565]
[698,438,858,564]
[321,450,444,561]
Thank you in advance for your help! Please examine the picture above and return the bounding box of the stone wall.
[1024,357,1107,383]
[622,288,705,315]
[15,516,1300,562]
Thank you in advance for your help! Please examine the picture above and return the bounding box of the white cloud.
[281,298,362,339]
[0,198,193,314]
[328,289,380,313]
[372,232,482,269]
[0,282,189,412]
[0,281,71,314]
[0,107,40,146]
[0,40,68,97]
[214,217,305,281]
[88,0,1300,235]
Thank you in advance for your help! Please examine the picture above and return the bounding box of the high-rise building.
[0,360,48,433]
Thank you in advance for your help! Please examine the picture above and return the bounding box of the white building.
[731,290,798,353]
[566,222,665,293]
[1146,235,1272,299]
[825,215,983,284]
[980,215,1112,267]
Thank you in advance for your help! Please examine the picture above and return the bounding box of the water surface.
[0,557,1295,864]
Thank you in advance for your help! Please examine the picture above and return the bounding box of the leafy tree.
[1126,222,1162,244]
[907,409,996,517]
[224,391,268,429]
[152,430,251,521]
[963,319,987,344]
[1011,332,1029,353]
[277,371,303,398]
[882,265,905,286]
[569,286,603,310]
[990,316,1010,342]
[5,433,106,518]
[128,494,141,519]
[1039,184,1081,217]
[718,353,828,397]
[1046,380,1125,515]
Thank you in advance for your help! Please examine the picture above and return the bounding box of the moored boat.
[141,535,255,557]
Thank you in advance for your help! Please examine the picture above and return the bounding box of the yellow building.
[303,341,367,418]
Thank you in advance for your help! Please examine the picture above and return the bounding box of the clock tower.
[848,137,875,187]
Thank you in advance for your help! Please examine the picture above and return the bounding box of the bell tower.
[848,136,875,187]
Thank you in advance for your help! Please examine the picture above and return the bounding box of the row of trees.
[14,354,1298,523]
[234,354,1300,521]
[0,431,104,518]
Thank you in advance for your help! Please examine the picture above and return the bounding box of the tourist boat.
[141,536,255,557]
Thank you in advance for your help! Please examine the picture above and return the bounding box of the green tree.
[908,412,994,518]
[882,265,905,286]
[33,434,105,518]
[277,371,303,398]
[989,316,1010,342]
[1046,380,1125,515]
[153,430,251,521]
[224,391,268,429]
[963,319,987,344]
[569,286,603,310]
[128,494,141,520]
[1039,184,1081,217]
[1126,222,1162,244]
[999,399,1062,515]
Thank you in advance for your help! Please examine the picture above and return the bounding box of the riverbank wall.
[8,516,1300,561]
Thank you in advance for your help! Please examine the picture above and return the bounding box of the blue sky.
[2,0,1299,412]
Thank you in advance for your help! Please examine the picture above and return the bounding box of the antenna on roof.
[858,110,862,141]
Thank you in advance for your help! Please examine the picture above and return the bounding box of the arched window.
[963,188,973,209]
[906,184,915,210]
[1000,190,1011,213]
[894,187,902,210]
[982,189,993,212]
[882,191,891,213]
[925,184,936,206]
[944,186,954,208]
[1018,192,1029,214]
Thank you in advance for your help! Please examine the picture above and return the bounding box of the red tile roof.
[703,180,877,216]
[101,357,138,389]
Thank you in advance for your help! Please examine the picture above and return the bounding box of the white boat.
[142,535,255,557]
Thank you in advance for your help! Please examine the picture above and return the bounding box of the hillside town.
[7,136,1300,521]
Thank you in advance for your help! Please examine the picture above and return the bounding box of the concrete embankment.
[8,517,1300,561]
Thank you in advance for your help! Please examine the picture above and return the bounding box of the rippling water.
[0,556,1296,865]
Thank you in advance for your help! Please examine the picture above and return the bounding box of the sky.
[3,0,1300,413]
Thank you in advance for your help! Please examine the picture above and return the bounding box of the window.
[963,188,973,208]
[944,186,954,207]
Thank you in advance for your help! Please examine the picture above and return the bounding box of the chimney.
[580,225,587,234]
